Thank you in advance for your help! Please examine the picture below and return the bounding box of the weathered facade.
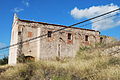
[8,14,100,65]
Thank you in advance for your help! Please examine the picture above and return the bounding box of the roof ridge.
[18,19,99,32]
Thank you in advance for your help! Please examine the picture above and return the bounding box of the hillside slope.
[0,42,120,80]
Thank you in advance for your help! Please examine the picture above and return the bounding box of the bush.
[17,54,26,63]
[0,44,120,80]
[0,57,8,65]
[108,57,120,65]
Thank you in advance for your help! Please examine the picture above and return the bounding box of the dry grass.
[0,43,120,80]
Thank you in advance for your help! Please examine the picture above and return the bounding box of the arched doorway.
[25,56,35,62]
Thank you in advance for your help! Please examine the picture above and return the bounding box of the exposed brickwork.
[28,32,33,37]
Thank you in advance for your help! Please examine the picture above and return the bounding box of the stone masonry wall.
[18,20,100,60]
[9,17,100,65]
[39,24,100,59]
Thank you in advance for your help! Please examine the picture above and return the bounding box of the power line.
[0,8,120,51]
[78,12,120,28]
[69,8,120,27]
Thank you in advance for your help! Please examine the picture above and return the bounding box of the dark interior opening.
[48,31,52,37]
[100,37,103,43]
[18,31,21,35]
[25,56,35,62]
[68,33,72,40]
[85,35,88,41]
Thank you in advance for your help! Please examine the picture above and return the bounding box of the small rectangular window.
[48,31,52,37]
[85,35,88,41]
[68,33,72,40]
[100,37,103,43]
[18,31,21,35]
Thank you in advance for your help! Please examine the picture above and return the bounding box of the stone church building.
[8,14,101,65]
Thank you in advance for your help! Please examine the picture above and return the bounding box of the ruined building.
[8,14,101,65]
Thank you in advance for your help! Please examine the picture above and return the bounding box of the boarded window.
[68,33,72,40]
[85,35,88,41]
[48,31,52,37]
[28,32,33,37]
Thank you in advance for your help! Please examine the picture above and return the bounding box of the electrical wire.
[0,8,120,51]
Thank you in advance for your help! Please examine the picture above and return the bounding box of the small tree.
[0,57,8,65]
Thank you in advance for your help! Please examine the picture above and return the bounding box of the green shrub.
[79,46,91,51]
[108,57,120,65]
[0,57,8,65]
[17,54,26,63]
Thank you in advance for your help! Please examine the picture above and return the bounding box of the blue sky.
[0,0,120,48]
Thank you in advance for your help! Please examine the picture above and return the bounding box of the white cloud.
[12,0,30,13]
[0,42,6,49]
[22,0,30,7]
[13,7,24,13]
[71,4,120,30]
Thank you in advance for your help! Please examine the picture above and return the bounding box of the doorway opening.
[25,56,35,62]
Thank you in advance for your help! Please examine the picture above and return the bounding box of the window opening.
[68,33,72,40]
[85,35,88,41]
[48,31,52,37]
